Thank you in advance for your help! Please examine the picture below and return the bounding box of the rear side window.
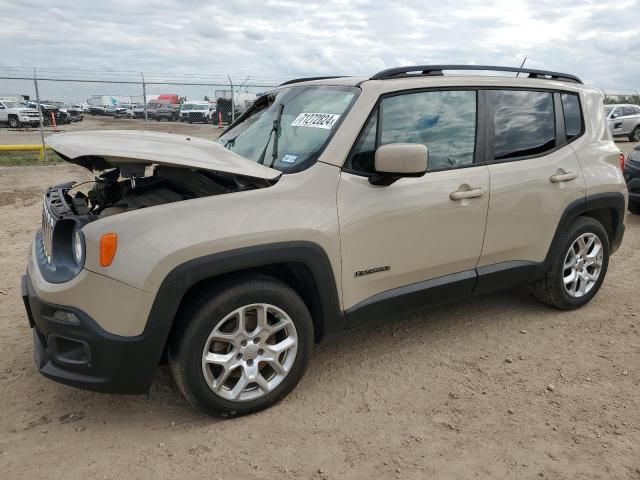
[347,90,477,173]
[561,93,583,140]
[492,90,555,160]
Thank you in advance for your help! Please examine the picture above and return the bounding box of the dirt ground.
[0,143,639,480]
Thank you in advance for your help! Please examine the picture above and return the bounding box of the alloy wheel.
[201,303,298,402]
[562,232,603,298]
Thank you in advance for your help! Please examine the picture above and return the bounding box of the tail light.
[619,152,625,170]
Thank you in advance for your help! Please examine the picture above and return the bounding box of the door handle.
[450,188,485,201]
[549,171,578,183]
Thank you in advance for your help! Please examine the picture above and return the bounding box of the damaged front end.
[37,130,281,282]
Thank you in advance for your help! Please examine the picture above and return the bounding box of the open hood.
[46,130,282,181]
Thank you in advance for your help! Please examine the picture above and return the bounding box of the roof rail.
[370,65,582,84]
[279,76,346,86]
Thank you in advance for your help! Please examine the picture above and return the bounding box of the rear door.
[476,89,586,289]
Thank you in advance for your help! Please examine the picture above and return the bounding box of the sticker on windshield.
[291,112,341,130]
[281,154,298,164]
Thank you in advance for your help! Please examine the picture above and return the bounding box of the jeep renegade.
[22,65,627,417]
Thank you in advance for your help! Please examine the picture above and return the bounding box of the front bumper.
[22,271,161,394]
[18,116,40,123]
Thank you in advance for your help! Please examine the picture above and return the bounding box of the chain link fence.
[0,68,285,161]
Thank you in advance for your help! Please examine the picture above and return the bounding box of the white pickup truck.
[0,99,40,128]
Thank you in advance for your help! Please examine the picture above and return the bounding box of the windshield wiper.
[258,103,285,165]
[223,136,238,149]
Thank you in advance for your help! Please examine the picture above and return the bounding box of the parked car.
[63,105,84,122]
[622,145,640,213]
[25,102,70,125]
[23,65,627,417]
[0,99,40,127]
[604,104,640,141]
[154,101,180,121]
[179,101,214,123]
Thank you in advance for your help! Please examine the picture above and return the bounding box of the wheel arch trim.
[142,241,343,369]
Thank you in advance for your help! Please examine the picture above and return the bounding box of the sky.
[1,0,640,94]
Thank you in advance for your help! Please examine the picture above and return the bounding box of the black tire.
[532,216,609,310]
[629,201,640,215]
[630,126,640,142]
[8,115,19,128]
[169,274,314,417]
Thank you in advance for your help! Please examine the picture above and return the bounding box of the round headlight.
[73,229,84,265]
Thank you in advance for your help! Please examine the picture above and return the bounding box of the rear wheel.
[169,275,313,417]
[629,201,640,215]
[532,216,609,309]
[629,126,640,142]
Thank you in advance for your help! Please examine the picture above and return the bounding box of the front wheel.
[629,201,640,215]
[8,116,19,128]
[629,126,640,142]
[169,275,313,417]
[532,216,609,309]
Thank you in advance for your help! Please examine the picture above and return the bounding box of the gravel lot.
[0,141,639,479]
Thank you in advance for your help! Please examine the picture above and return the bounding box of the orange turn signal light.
[100,233,118,267]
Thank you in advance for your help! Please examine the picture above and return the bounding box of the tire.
[8,116,19,128]
[169,274,314,417]
[630,126,640,142]
[532,216,609,310]
[629,201,640,215]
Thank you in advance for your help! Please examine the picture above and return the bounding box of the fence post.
[33,67,47,161]
[228,75,235,124]
[141,72,148,130]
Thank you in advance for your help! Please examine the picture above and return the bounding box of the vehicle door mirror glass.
[371,143,428,185]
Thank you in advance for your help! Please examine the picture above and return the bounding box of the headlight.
[72,229,84,265]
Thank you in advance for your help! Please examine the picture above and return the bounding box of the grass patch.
[0,150,65,166]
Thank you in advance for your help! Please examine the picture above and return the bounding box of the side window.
[561,93,583,140]
[634,107,640,115]
[493,90,555,160]
[623,107,636,116]
[347,90,477,173]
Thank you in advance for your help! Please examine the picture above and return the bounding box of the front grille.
[189,112,205,121]
[42,195,54,264]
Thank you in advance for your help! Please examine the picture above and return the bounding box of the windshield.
[181,104,194,111]
[193,104,208,110]
[219,85,358,173]
[3,101,22,108]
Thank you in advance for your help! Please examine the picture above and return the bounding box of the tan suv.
[22,65,627,417]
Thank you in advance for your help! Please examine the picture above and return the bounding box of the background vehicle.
[623,145,640,213]
[605,104,640,141]
[179,101,214,123]
[154,101,180,121]
[22,65,627,418]
[25,102,70,125]
[0,98,40,127]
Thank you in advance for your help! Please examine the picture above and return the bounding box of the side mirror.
[370,143,428,186]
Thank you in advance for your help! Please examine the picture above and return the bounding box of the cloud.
[0,0,639,92]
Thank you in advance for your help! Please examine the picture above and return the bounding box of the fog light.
[52,310,80,325]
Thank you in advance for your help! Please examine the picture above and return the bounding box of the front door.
[337,89,490,326]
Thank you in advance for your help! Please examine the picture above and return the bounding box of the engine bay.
[66,164,273,219]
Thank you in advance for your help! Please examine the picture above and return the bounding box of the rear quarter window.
[561,93,583,141]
